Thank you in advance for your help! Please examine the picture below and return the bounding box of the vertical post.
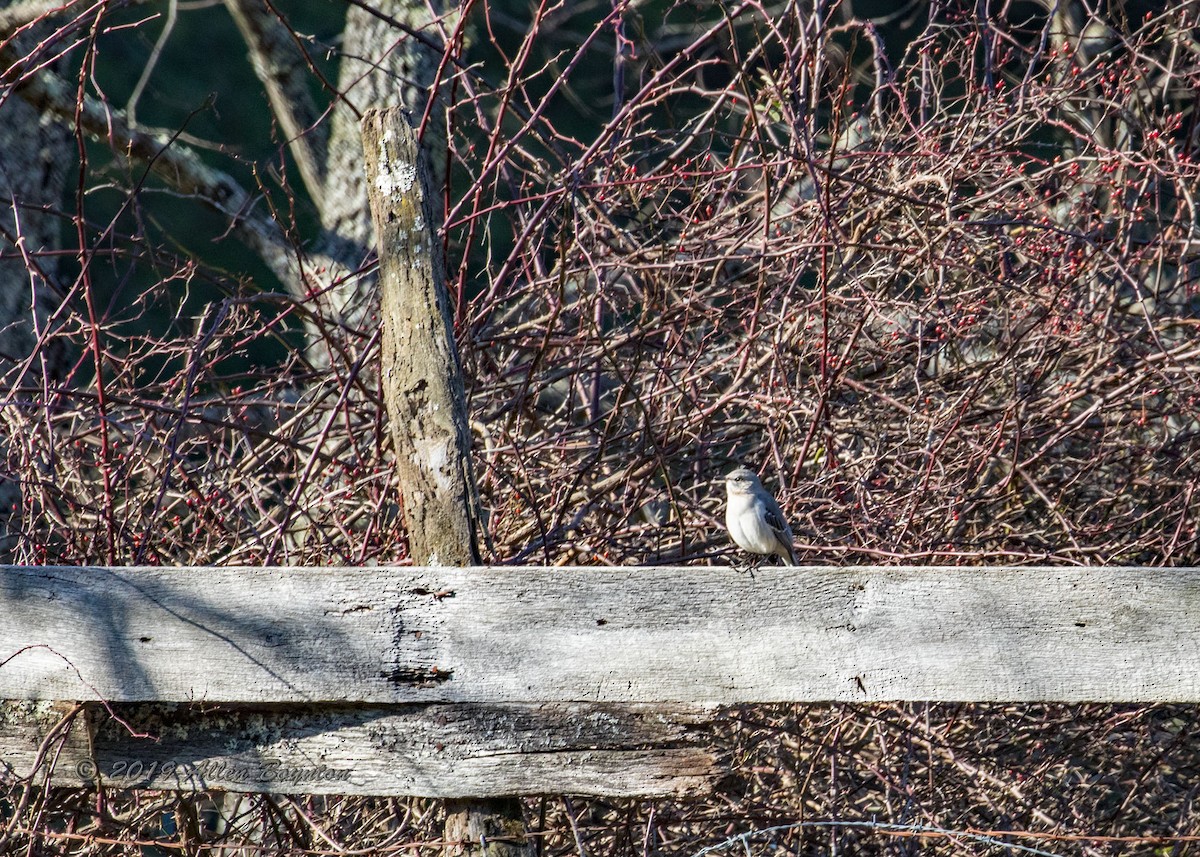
[361,108,482,568]
[360,109,528,857]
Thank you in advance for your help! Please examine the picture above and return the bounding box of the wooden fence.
[3,564,1197,797]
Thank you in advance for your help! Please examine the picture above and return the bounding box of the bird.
[724,466,798,566]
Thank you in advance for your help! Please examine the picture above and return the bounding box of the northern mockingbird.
[724,467,798,565]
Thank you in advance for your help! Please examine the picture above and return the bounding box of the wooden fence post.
[361,109,529,857]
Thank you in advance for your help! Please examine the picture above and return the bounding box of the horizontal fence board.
[0,701,717,797]
[2,565,1199,704]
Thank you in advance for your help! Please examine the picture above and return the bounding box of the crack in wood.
[383,666,454,686]
[410,587,456,600]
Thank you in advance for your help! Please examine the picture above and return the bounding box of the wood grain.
[3,565,1198,704]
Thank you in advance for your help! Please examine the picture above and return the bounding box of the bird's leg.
[732,551,760,578]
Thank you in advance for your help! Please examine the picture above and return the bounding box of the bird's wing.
[763,498,798,563]
[761,498,791,537]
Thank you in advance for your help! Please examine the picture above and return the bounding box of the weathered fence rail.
[1,700,715,797]
[2,564,1198,796]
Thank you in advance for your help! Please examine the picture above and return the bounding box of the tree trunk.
[316,0,454,341]
[0,29,71,559]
